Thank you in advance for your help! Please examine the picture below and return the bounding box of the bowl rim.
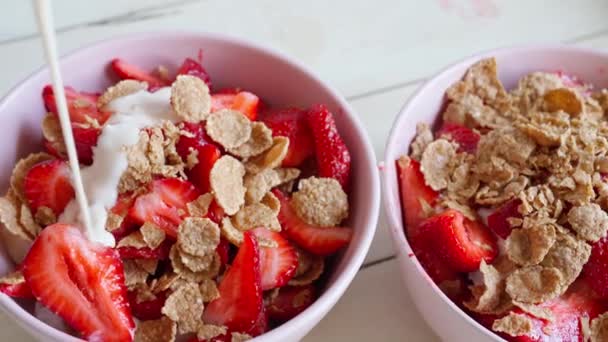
[382,44,608,341]
[0,30,380,341]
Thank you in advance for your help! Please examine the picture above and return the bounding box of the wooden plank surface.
[0,1,607,341]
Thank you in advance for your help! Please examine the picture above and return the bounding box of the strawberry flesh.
[418,209,497,273]
[72,126,101,165]
[436,123,480,153]
[274,190,352,256]
[127,290,166,321]
[129,178,200,238]
[583,236,608,299]
[396,156,439,235]
[117,241,172,260]
[203,232,263,335]
[211,91,260,121]
[306,104,351,190]
[0,266,33,299]
[22,224,134,341]
[487,199,522,239]
[177,57,211,86]
[42,85,111,125]
[176,122,221,193]
[266,284,317,322]
[111,58,168,89]
[260,108,314,167]
[250,227,298,290]
[23,159,75,215]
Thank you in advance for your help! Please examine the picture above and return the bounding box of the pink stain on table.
[438,0,499,19]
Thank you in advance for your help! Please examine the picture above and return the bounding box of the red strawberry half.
[72,126,101,165]
[274,190,352,256]
[211,90,260,121]
[396,156,439,235]
[42,85,111,125]
[436,123,480,153]
[267,284,317,322]
[22,224,134,341]
[418,209,497,273]
[177,57,211,86]
[23,159,75,215]
[487,199,522,239]
[127,290,166,321]
[203,231,264,335]
[111,58,169,89]
[306,104,351,190]
[250,227,298,290]
[129,178,200,238]
[260,108,314,167]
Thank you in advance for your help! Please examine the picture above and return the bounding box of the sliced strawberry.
[117,241,172,260]
[487,199,522,239]
[419,209,497,273]
[108,193,138,240]
[0,267,33,299]
[306,104,351,190]
[110,58,168,89]
[175,122,214,158]
[250,227,298,290]
[177,57,211,86]
[211,91,260,120]
[408,222,461,283]
[176,122,221,193]
[260,108,314,167]
[22,224,134,340]
[205,199,225,225]
[203,232,263,335]
[42,85,111,125]
[396,156,439,234]
[583,236,608,299]
[274,190,352,256]
[127,290,166,321]
[72,126,100,165]
[44,139,64,159]
[129,178,200,238]
[436,123,480,153]
[23,159,74,215]
[267,284,316,322]
[478,280,607,342]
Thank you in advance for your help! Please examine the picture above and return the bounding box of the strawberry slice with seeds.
[22,224,134,341]
[176,122,222,193]
[274,190,352,256]
[24,159,74,215]
[177,57,211,86]
[436,123,480,153]
[211,91,260,121]
[419,209,497,272]
[306,104,351,190]
[203,231,264,335]
[266,284,317,322]
[487,199,522,239]
[407,219,460,283]
[250,227,298,290]
[72,126,101,165]
[127,290,166,321]
[111,58,169,89]
[260,108,314,167]
[396,156,439,234]
[42,85,111,125]
[129,178,200,238]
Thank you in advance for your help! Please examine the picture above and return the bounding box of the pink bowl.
[382,45,608,342]
[0,31,380,341]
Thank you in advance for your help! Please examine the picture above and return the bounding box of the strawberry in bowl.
[384,50,608,342]
[0,33,379,342]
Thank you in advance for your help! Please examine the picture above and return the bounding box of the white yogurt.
[59,87,179,246]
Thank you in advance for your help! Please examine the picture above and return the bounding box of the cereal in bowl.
[0,56,354,341]
[398,57,608,341]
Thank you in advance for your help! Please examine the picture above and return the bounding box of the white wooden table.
[1,0,608,340]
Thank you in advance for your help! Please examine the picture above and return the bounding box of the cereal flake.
[210,156,246,215]
[177,217,220,257]
[161,282,204,334]
[245,136,289,174]
[171,75,211,123]
[505,266,564,304]
[291,177,349,227]
[229,122,273,158]
[567,203,608,242]
[206,109,252,149]
[492,312,534,337]
[98,80,147,109]
[133,316,176,342]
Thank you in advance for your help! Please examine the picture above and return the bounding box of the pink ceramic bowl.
[382,45,608,342]
[0,32,380,341]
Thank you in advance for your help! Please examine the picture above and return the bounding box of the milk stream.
[59,88,180,246]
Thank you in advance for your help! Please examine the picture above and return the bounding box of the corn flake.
[170,75,211,123]
[98,80,147,109]
[245,136,289,174]
[291,177,349,227]
[567,203,608,242]
[506,224,556,266]
[492,312,534,337]
[162,282,204,334]
[177,217,220,257]
[233,203,281,232]
[505,266,564,304]
[229,122,273,158]
[206,109,251,149]
[591,312,608,342]
[420,139,457,191]
[134,316,176,342]
[197,324,227,341]
[540,231,591,289]
[210,156,246,215]
[289,254,324,286]
[187,193,214,217]
[140,222,166,250]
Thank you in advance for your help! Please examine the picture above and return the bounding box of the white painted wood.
[1,0,608,341]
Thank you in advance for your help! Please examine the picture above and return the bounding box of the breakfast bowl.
[382,45,608,342]
[0,31,380,341]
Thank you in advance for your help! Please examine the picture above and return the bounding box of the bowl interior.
[383,45,608,336]
[0,32,379,340]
